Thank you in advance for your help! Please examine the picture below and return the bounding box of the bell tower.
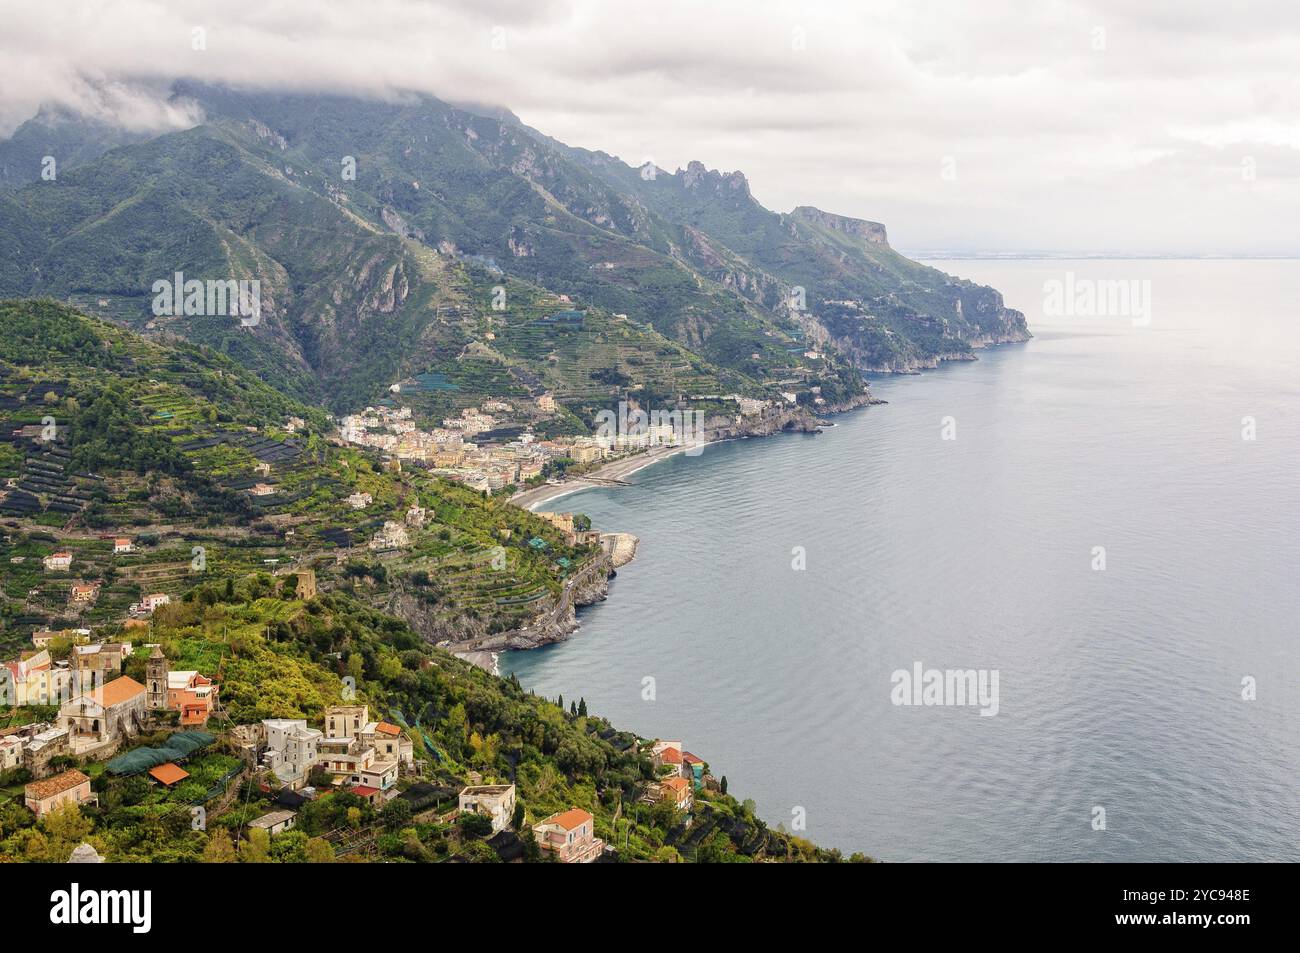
[147,644,169,710]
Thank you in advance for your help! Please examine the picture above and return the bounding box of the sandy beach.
[508,443,695,511]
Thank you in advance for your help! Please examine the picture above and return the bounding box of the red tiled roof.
[375,722,401,736]
[88,676,145,708]
[25,769,89,800]
[659,748,683,764]
[541,807,592,831]
[350,785,380,797]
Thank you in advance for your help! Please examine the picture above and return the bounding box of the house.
[368,520,410,551]
[59,675,147,753]
[653,745,685,777]
[660,776,693,811]
[2,651,74,706]
[325,704,369,739]
[458,784,516,833]
[147,647,219,726]
[249,483,277,497]
[0,734,23,770]
[262,718,323,787]
[70,584,100,604]
[347,785,382,806]
[346,492,373,509]
[681,751,706,788]
[32,628,90,650]
[148,762,190,787]
[248,810,297,835]
[365,721,413,767]
[25,769,95,817]
[536,393,556,412]
[133,593,170,615]
[22,726,71,778]
[72,642,130,676]
[113,538,133,554]
[167,670,219,727]
[43,552,73,572]
[318,705,399,791]
[532,807,604,863]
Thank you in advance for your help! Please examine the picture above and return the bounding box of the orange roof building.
[148,762,190,786]
[24,769,94,817]
[660,776,694,811]
[59,675,148,752]
[532,807,605,863]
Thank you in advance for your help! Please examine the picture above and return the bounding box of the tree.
[202,829,238,863]
[305,837,335,863]
[511,799,526,831]
[458,812,493,838]
[43,802,93,845]
[720,775,728,795]
[239,828,272,863]
[381,798,412,831]
[577,697,588,717]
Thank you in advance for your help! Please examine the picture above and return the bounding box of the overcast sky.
[2,0,1298,255]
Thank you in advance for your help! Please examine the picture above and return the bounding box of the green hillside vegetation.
[0,586,860,862]
[0,301,592,653]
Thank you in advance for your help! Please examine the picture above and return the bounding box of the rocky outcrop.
[790,206,889,246]
[702,388,878,440]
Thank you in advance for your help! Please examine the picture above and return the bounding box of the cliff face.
[789,206,889,246]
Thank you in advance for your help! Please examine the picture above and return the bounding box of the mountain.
[0,85,1027,417]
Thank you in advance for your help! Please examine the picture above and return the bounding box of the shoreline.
[508,443,698,511]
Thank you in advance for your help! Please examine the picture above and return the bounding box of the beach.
[507,444,695,511]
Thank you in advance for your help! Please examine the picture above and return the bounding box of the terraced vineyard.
[0,300,598,650]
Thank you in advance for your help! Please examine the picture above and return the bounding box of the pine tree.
[577,697,587,717]
[720,775,728,795]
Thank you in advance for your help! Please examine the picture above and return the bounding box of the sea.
[503,259,1300,861]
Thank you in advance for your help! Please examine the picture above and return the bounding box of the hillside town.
[334,391,785,493]
[1,611,720,861]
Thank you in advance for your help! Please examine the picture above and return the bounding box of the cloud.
[1,0,1298,254]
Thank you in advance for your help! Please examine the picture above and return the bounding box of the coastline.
[508,443,697,511]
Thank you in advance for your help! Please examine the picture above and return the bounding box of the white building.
[262,718,323,787]
[458,784,516,833]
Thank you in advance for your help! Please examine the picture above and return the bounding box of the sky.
[1,0,1297,255]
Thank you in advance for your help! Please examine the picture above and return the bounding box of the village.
[1,612,720,862]
[334,390,778,494]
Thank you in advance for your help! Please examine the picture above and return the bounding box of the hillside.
[0,299,862,862]
[0,300,602,655]
[0,84,1026,414]
[0,584,854,862]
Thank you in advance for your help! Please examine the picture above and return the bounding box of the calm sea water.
[503,260,1300,862]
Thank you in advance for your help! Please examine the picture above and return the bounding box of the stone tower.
[146,644,169,711]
